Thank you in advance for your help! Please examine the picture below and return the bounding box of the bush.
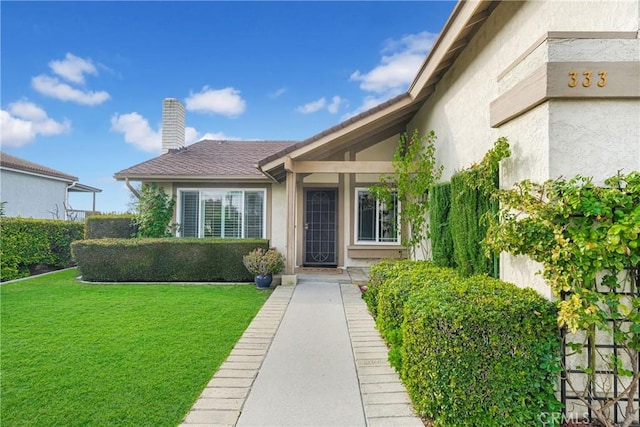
[72,238,269,282]
[429,182,454,267]
[364,260,459,371]
[401,275,561,426]
[1,218,85,281]
[450,172,493,276]
[85,214,137,239]
[364,259,425,317]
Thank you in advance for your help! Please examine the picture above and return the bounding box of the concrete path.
[181,271,423,427]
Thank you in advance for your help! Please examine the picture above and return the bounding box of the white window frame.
[176,188,267,239]
[354,187,401,245]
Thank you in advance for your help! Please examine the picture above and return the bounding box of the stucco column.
[285,170,297,274]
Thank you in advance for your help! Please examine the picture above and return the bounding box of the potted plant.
[242,248,285,289]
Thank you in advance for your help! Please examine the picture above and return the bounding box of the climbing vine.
[485,171,640,427]
[135,183,176,238]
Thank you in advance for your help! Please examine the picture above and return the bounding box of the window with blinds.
[178,189,265,239]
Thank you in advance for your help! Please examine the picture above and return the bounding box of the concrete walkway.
[181,270,422,427]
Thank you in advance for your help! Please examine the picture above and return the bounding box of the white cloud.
[32,74,110,106]
[296,97,326,114]
[350,31,437,94]
[110,112,235,153]
[327,96,343,114]
[269,87,287,98]
[296,95,343,115]
[0,100,71,147]
[185,87,246,117]
[110,113,160,153]
[49,53,98,85]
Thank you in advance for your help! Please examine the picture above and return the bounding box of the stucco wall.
[270,183,287,253]
[0,169,69,219]
[406,0,639,294]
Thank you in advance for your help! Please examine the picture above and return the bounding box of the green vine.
[370,129,443,258]
[135,183,176,238]
[485,170,640,427]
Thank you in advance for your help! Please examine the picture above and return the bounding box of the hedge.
[0,218,85,281]
[450,172,493,276]
[429,182,454,268]
[401,275,560,426]
[373,262,459,370]
[72,238,269,282]
[85,214,137,239]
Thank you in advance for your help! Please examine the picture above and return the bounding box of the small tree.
[135,183,176,238]
[485,171,640,427]
[370,129,443,259]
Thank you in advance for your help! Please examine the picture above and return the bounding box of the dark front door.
[304,189,337,266]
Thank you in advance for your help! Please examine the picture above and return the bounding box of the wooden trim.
[491,61,640,127]
[290,161,394,174]
[498,31,639,81]
[285,171,296,274]
[409,0,491,98]
[490,64,548,127]
[347,245,407,260]
[547,62,640,98]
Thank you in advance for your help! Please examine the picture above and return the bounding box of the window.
[178,189,265,239]
[355,188,399,244]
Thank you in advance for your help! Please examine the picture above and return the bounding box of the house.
[115,1,639,292]
[0,152,102,221]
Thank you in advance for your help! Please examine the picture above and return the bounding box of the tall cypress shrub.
[450,172,493,276]
[429,183,454,267]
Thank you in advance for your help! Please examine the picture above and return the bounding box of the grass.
[1,269,271,426]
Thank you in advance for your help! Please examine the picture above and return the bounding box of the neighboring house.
[0,152,102,221]
[115,1,639,290]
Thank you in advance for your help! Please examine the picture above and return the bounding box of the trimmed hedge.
[0,218,85,281]
[72,238,269,282]
[364,260,561,426]
[401,275,560,426]
[373,262,459,370]
[429,182,454,268]
[450,172,493,276]
[85,214,137,239]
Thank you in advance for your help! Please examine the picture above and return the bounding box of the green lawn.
[1,269,270,427]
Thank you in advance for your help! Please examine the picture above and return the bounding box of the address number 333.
[568,71,607,88]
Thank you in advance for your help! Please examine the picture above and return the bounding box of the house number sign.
[568,71,607,88]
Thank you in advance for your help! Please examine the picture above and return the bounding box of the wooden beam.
[291,161,394,174]
[285,170,296,274]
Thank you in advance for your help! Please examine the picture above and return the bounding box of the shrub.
[450,172,493,276]
[401,275,561,426]
[242,248,285,276]
[364,259,426,317]
[134,183,176,238]
[370,261,459,370]
[0,218,85,281]
[72,238,269,282]
[85,214,137,239]
[429,182,454,267]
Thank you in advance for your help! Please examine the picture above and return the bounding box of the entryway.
[303,188,337,266]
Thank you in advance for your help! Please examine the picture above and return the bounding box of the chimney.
[162,98,185,153]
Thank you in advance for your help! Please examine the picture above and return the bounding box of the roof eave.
[113,174,274,183]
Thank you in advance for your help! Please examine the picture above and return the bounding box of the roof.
[258,0,498,181]
[114,140,297,181]
[0,152,78,182]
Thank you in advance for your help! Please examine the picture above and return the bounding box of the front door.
[304,189,337,266]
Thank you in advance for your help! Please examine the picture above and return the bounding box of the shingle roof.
[114,140,297,179]
[0,152,78,182]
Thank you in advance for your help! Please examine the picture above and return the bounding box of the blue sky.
[1,1,456,213]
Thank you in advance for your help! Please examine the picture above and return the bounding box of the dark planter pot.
[255,274,273,289]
